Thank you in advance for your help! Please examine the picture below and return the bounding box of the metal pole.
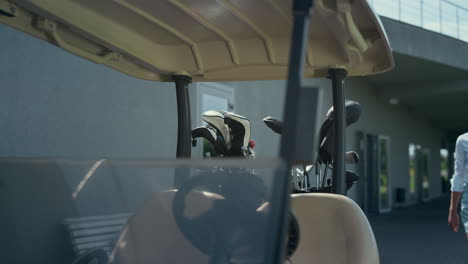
[280,0,313,163]
[173,75,192,187]
[173,75,192,158]
[440,0,443,33]
[328,68,347,195]
[272,1,314,264]
[398,0,402,21]
[456,7,460,39]
[420,0,424,27]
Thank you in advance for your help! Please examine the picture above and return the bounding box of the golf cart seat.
[110,189,216,264]
[290,193,379,264]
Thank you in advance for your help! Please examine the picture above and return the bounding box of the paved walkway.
[368,195,468,264]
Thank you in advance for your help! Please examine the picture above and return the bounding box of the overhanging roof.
[366,54,468,135]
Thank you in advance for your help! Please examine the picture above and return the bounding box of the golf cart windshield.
[0,0,394,263]
[1,158,287,264]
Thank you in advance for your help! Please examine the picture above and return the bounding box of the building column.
[447,137,456,191]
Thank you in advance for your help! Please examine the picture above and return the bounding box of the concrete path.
[368,195,468,264]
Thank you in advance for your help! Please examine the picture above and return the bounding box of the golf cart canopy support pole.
[173,74,192,187]
[273,0,315,264]
[280,0,315,164]
[329,68,347,195]
[174,74,192,158]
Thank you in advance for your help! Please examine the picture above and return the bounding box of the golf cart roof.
[0,0,394,82]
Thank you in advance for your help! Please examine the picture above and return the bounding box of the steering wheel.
[172,169,269,262]
[71,249,108,264]
[286,211,300,258]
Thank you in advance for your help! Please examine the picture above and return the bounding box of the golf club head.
[317,100,362,164]
[263,116,283,134]
[345,170,360,190]
[325,100,362,126]
[222,111,251,156]
[345,151,359,164]
[191,126,228,156]
[202,110,232,149]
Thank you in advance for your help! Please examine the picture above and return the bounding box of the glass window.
[422,148,431,201]
[409,144,417,199]
[0,158,287,264]
[379,137,391,212]
[440,148,449,193]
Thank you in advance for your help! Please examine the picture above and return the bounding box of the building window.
[421,148,430,201]
[409,143,417,200]
[378,136,391,212]
[440,148,449,193]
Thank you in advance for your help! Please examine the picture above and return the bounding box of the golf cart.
[0,0,394,263]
